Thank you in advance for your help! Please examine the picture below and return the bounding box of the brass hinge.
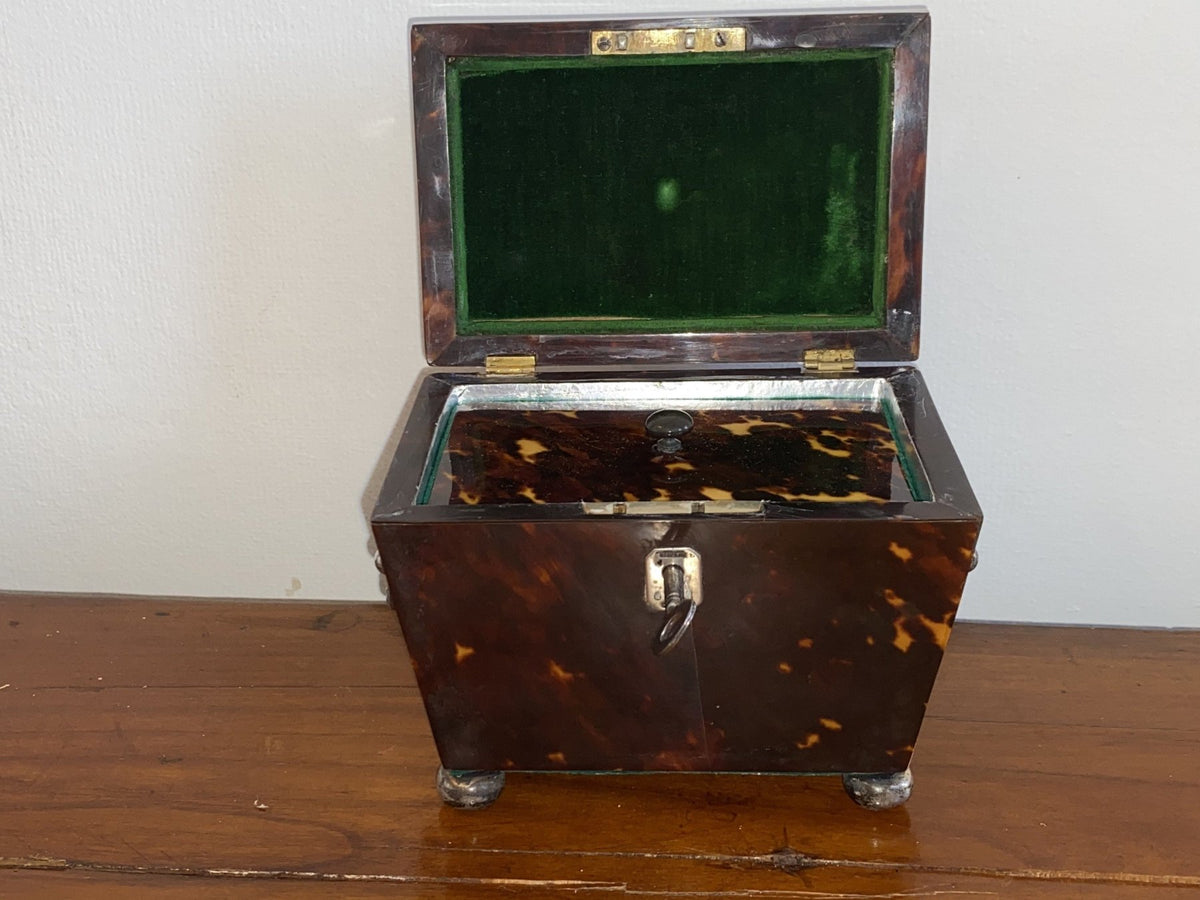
[484,354,536,377]
[804,348,858,374]
[591,26,746,56]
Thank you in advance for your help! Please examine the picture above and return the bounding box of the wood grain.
[2,592,1198,896]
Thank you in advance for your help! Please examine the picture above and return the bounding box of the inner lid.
[414,378,932,506]
[447,50,894,336]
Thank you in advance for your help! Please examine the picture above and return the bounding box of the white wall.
[2,1,1198,626]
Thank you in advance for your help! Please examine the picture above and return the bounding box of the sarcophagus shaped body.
[372,10,982,809]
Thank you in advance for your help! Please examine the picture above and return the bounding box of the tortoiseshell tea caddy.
[371,10,982,811]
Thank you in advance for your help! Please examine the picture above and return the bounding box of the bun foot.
[842,768,913,810]
[436,766,505,809]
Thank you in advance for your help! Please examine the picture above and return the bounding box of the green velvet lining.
[447,50,893,335]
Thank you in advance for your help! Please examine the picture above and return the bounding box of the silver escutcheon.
[645,547,701,656]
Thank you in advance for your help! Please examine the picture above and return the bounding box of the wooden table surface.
[1,593,1197,898]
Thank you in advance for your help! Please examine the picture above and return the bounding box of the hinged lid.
[411,12,930,368]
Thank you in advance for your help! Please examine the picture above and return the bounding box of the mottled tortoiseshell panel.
[692,517,978,773]
[374,516,979,774]
[377,521,708,773]
[426,407,912,506]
